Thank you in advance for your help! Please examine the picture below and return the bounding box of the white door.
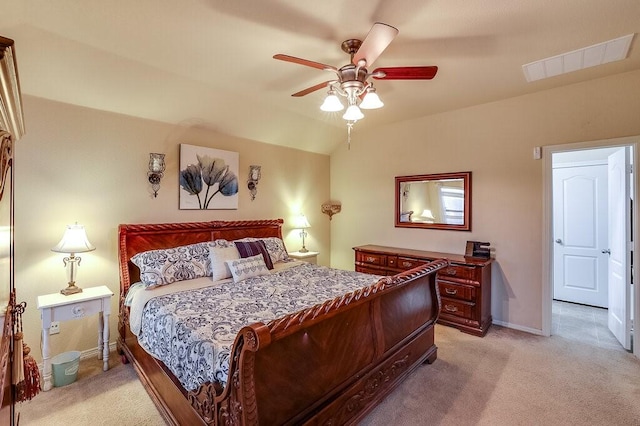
[553,165,608,307]
[607,148,631,349]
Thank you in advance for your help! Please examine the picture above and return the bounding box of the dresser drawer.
[397,257,427,270]
[44,299,104,323]
[440,298,473,319]
[356,252,387,266]
[355,265,388,276]
[438,264,477,281]
[438,281,475,302]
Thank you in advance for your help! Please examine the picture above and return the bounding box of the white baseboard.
[37,342,118,372]
[493,319,546,336]
[80,342,118,360]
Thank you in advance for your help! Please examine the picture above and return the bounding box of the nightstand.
[36,285,114,391]
[288,251,319,264]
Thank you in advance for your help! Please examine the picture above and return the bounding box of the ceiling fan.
[273,22,438,124]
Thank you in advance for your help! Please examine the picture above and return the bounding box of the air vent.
[522,33,635,82]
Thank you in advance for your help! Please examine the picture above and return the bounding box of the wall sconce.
[248,165,261,201]
[51,223,95,295]
[148,153,165,197]
[321,202,342,220]
[293,214,311,253]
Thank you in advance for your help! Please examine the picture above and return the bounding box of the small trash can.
[51,351,81,387]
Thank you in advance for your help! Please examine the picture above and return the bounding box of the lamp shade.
[421,209,435,220]
[343,105,364,121]
[294,215,311,229]
[320,93,344,112]
[52,224,95,254]
[359,90,384,109]
[149,153,165,173]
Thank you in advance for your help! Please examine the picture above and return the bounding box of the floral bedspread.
[136,262,381,391]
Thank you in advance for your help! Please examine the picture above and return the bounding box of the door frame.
[542,135,639,357]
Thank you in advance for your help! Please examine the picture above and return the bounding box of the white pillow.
[225,254,270,283]
[209,244,240,281]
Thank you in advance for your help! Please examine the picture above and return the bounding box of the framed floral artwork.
[179,144,239,210]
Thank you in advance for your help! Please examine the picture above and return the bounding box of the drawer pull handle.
[72,306,85,318]
[365,256,376,263]
[446,268,457,275]
[402,261,412,267]
[444,305,458,312]
[445,288,458,295]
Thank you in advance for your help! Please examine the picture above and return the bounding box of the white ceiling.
[2,0,639,155]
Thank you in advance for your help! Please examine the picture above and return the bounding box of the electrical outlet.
[49,321,60,335]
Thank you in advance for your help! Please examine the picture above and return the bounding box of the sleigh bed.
[118,219,445,425]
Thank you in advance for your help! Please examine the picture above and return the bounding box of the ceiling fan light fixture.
[274,22,438,147]
[359,88,384,109]
[320,92,344,112]
[343,105,364,121]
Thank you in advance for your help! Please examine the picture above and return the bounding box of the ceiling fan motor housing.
[338,64,367,97]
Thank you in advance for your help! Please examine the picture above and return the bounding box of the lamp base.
[299,247,309,253]
[61,284,83,296]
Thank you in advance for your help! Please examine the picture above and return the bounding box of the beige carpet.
[18,325,640,425]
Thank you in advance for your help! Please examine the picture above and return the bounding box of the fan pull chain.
[347,121,355,150]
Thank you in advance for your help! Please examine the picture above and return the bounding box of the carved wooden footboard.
[118,220,444,426]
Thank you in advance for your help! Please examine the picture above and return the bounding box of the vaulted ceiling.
[2,0,639,154]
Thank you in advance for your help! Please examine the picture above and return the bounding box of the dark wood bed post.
[118,220,444,426]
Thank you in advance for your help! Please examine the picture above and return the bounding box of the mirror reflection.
[395,172,471,231]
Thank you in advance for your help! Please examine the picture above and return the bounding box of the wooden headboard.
[118,219,284,297]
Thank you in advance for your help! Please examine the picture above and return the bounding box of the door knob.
[555,239,563,244]
[602,249,611,254]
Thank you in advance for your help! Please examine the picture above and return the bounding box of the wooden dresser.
[354,245,493,336]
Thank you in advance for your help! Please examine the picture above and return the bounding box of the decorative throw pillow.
[234,237,289,264]
[131,242,211,289]
[233,240,274,270]
[261,237,289,263]
[208,244,240,281]
[225,254,270,283]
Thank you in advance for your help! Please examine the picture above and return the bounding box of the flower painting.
[179,144,239,209]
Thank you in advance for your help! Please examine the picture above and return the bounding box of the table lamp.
[51,223,95,295]
[294,215,311,253]
[421,209,435,222]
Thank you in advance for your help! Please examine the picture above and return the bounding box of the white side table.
[36,285,113,391]
[289,251,319,264]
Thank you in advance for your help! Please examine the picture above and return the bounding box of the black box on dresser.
[354,245,493,336]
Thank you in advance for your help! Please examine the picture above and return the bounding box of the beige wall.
[14,96,330,362]
[329,69,640,333]
[14,69,640,361]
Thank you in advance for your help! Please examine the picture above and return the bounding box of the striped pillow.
[233,240,274,270]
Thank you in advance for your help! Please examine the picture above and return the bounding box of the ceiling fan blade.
[273,54,337,71]
[372,66,438,80]
[352,22,398,67]
[292,81,334,97]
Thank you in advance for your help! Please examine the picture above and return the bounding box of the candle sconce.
[148,153,165,198]
[248,165,261,201]
[321,202,341,220]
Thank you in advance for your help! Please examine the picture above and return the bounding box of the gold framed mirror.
[395,171,471,231]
